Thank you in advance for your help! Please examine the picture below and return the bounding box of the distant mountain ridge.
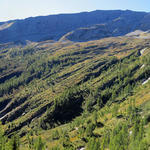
[0,10,150,43]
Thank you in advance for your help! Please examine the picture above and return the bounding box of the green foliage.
[51,130,60,140]
[34,137,46,150]
[88,138,100,150]
[85,123,95,137]
[0,36,150,150]
[10,136,20,150]
[41,86,85,129]
[109,123,128,150]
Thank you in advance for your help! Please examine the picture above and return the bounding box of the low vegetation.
[0,37,150,149]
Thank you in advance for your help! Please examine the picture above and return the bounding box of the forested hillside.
[0,35,149,149]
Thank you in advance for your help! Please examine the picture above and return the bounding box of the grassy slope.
[0,36,150,149]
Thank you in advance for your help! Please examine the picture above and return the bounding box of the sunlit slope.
[0,36,149,139]
[19,40,150,150]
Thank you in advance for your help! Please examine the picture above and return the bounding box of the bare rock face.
[0,10,150,43]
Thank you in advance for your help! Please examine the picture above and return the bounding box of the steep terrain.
[1,10,150,43]
[0,9,150,150]
[0,33,149,149]
[59,24,112,42]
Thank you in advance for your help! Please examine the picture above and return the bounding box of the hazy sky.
[0,0,150,22]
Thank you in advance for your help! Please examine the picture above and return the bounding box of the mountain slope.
[0,34,149,149]
[59,24,112,42]
[1,10,150,43]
